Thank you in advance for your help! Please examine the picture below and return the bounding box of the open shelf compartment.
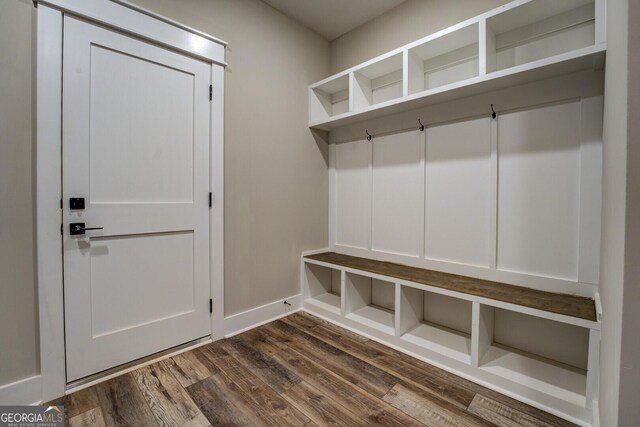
[485,0,597,73]
[344,272,395,335]
[407,23,479,95]
[303,263,342,315]
[309,74,350,123]
[352,53,403,110]
[475,305,589,406]
[399,286,472,364]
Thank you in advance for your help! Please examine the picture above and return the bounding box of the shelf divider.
[398,285,423,337]
[471,302,495,367]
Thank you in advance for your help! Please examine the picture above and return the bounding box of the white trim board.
[209,61,226,342]
[36,0,226,403]
[223,294,302,338]
[37,4,65,403]
[0,376,42,406]
[110,0,227,46]
[36,0,227,65]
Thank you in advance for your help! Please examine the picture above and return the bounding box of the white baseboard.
[0,375,42,405]
[223,294,301,338]
[592,400,600,427]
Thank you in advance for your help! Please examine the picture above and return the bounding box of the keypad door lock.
[70,198,85,210]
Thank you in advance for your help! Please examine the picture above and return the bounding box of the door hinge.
[209,84,213,101]
[209,192,212,208]
[60,224,63,235]
[209,298,213,313]
[60,198,63,210]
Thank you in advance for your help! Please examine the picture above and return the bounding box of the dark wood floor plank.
[133,362,210,427]
[296,311,369,342]
[305,252,596,321]
[286,317,476,409]
[281,312,317,329]
[383,382,492,427]
[162,348,219,388]
[68,407,106,427]
[94,373,158,427]
[232,327,287,355]
[187,373,270,426]
[198,343,311,426]
[270,345,424,427]
[282,381,369,427]
[220,333,302,394]
[468,394,559,427]
[63,387,101,418]
[262,320,398,398]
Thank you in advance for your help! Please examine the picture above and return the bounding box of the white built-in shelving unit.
[301,253,600,426]
[303,0,606,425]
[308,0,606,130]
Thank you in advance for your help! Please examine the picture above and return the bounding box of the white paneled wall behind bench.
[329,94,602,299]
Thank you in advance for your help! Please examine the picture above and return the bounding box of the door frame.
[36,0,226,401]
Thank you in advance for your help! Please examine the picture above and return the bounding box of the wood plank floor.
[49,312,577,427]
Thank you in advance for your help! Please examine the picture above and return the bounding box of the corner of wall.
[598,0,629,425]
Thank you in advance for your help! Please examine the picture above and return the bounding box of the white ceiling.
[261,0,408,40]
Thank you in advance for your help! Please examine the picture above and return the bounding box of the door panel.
[89,44,195,204]
[63,16,211,381]
[89,232,195,337]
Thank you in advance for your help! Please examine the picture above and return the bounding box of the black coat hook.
[491,104,497,119]
[418,119,425,132]
[365,130,372,141]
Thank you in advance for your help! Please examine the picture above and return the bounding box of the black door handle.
[70,223,104,236]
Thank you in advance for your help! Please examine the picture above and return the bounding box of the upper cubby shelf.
[309,0,606,130]
[407,23,480,96]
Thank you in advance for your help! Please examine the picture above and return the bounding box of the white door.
[62,17,212,381]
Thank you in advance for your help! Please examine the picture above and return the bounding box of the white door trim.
[36,0,225,402]
[35,0,227,65]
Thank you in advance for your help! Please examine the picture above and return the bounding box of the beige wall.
[600,0,640,424]
[599,0,629,424]
[330,0,509,73]
[619,1,640,423]
[0,0,39,386]
[127,0,331,316]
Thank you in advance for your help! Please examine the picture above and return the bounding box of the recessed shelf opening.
[344,272,395,335]
[304,263,342,314]
[478,306,589,406]
[486,0,596,73]
[353,53,403,110]
[399,287,472,364]
[309,74,350,122]
[408,23,479,95]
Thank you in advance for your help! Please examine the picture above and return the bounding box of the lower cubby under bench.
[301,251,600,427]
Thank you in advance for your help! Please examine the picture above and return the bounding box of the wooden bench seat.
[304,252,596,322]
